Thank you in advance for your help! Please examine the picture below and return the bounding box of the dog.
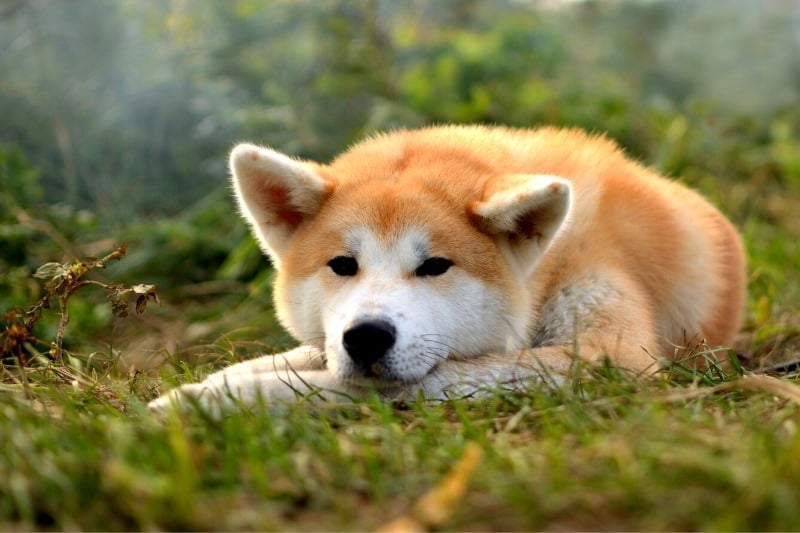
[148,125,745,414]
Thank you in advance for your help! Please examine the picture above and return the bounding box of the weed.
[1,245,158,399]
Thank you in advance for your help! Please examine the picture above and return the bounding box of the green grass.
[1,134,798,531]
[2,360,800,531]
[1,215,797,532]
[1,214,798,531]
[3,3,799,528]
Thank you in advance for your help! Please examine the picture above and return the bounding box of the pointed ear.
[470,174,572,276]
[230,143,334,265]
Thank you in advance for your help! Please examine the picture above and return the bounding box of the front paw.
[147,369,351,417]
[147,382,218,416]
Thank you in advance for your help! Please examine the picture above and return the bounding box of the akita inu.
[149,125,745,413]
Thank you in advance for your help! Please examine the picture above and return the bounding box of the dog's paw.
[147,390,179,416]
[147,369,353,417]
[147,383,221,417]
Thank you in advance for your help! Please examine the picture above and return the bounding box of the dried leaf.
[107,290,129,318]
[375,516,424,533]
[413,442,483,526]
[133,284,158,314]
[33,262,69,281]
[735,374,800,405]
[376,442,484,531]
[654,374,800,406]
[132,284,157,296]
[376,443,484,531]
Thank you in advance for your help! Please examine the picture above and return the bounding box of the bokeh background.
[1,0,798,368]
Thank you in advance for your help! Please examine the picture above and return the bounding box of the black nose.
[343,319,396,372]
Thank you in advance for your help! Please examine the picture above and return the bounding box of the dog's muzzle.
[342,318,396,376]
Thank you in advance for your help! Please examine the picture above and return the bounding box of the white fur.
[149,167,573,415]
[316,227,511,383]
[148,224,552,416]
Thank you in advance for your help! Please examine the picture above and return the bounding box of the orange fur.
[279,125,745,368]
[150,125,747,415]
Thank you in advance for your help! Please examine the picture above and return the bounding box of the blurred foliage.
[0,5,798,529]
[1,146,96,308]
[0,0,798,362]
[3,0,798,215]
[1,244,157,371]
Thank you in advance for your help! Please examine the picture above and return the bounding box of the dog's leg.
[207,345,325,376]
[416,342,653,400]
[417,274,663,400]
[148,346,327,415]
[147,333,654,415]
[147,367,359,415]
[417,309,662,401]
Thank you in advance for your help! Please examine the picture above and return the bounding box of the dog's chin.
[333,360,435,390]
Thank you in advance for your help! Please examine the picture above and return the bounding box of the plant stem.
[54,294,69,365]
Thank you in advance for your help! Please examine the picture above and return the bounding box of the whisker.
[419,350,447,366]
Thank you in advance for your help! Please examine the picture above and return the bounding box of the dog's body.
[149,125,745,413]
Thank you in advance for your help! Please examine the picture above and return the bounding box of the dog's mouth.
[339,360,434,390]
[356,360,392,379]
[336,374,407,398]
[327,319,448,386]
[346,365,405,386]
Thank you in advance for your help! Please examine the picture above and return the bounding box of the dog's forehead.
[324,182,463,242]
[344,225,428,259]
[295,177,507,284]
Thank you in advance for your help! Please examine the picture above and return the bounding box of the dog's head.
[229,128,571,385]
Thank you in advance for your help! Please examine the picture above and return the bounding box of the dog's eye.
[327,256,358,276]
[415,257,453,277]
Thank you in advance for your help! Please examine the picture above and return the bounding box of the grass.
[1,157,798,532]
[2,355,800,531]
[1,220,799,531]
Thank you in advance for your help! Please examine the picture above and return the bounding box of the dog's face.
[229,130,571,384]
[277,188,517,384]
